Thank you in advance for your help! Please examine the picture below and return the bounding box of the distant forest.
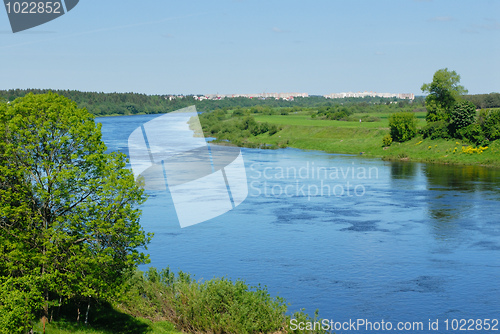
[1,89,499,116]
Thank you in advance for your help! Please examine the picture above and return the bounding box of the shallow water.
[98,114,500,331]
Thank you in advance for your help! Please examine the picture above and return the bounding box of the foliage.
[388,112,417,142]
[199,111,281,148]
[0,276,44,334]
[382,134,392,147]
[317,105,353,120]
[289,309,328,334]
[420,120,450,139]
[0,93,151,327]
[449,100,477,137]
[464,92,500,109]
[456,123,486,146]
[421,68,468,122]
[482,109,500,141]
[118,268,292,334]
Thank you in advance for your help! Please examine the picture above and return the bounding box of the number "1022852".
[5,2,62,14]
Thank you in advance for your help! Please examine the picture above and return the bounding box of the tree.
[388,112,417,142]
[421,68,468,122]
[0,93,151,324]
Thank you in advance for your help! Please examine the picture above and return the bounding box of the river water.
[98,114,500,332]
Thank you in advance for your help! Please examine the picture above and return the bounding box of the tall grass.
[116,268,327,334]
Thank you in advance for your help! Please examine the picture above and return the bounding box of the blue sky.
[1,0,499,95]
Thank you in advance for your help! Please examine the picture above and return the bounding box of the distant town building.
[165,91,414,102]
[192,92,309,101]
[324,91,414,100]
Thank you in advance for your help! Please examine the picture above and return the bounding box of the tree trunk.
[56,296,62,319]
[84,300,90,326]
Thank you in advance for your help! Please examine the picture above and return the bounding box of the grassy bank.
[202,109,500,168]
[33,316,180,334]
[29,268,325,334]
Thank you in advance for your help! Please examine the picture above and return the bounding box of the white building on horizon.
[324,91,414,100]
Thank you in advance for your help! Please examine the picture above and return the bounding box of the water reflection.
[390,160,500,241]
[424,163,500,193]
[390,161,418,180]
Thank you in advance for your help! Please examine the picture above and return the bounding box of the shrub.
[119,268,290,334]
[382,134,392,147]
[449,100,476,137]
[268,124,279,136]
[421,120,450,139]
[483,109,500,141]
[0,276,44,334]
[259,122,270,134]
[389,112,417,142]
[209,123,221,134]
[457,123,486,146]
[365,116,381,122]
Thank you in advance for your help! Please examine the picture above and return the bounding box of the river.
[98,114,500,331]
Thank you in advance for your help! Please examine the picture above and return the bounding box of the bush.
[382,134,392,147]
[0,276,44,334]
[449,100,476,136]
[389,112,417,142]
[173,278,287,333]
[119,268,290,334]
[421,120,450,139]
[483,109,500,141]
[457,123,486,146]
[268,124,279,136]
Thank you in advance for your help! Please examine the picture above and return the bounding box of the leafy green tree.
[421,68,468,122]
[388,112,417,142]
[0,93,151,323]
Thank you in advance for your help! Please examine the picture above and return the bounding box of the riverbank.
[205,111,500,168]
[30,268,319,334]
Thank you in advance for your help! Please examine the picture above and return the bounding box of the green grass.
[33,320,180,334]
[254,111,427,128]
[31,302,182,334]
[247,111,500,167]
[382,136,500,166]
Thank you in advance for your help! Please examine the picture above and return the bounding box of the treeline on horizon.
[2,88,499,116]
[0,88,414,115]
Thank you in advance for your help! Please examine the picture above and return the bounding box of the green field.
[254,111,427,128]
[230,110,500,167]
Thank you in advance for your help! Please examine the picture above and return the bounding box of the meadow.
[201,108,500,168]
